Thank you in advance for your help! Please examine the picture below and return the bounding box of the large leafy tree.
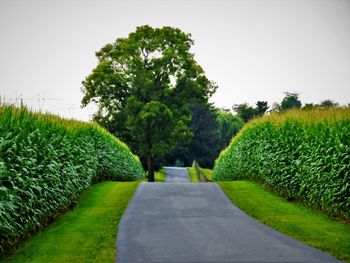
[81,25,216,181]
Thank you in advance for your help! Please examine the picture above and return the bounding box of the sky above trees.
[0,0,349,121]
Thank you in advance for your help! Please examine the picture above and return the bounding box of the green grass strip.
[187,167,200,182]
[3,181,139,263]
[199,168,212,181]
[219,181,350,262]
[155,168,166,182]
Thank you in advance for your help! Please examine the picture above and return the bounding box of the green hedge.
[213,108,350,219]
[0,106,144,255]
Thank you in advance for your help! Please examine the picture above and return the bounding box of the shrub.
[0,105,144,256]
[213,108,350,219]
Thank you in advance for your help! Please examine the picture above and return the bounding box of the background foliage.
[163,103,220,168]
[0,105,144,256]
[216,109,244,150]
[163,106,243,168]
[213,108,350,219]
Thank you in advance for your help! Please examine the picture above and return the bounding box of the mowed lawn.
[219,181,350,262]
[3,181,139,263]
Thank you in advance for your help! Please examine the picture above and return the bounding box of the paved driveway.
[165,167,190,182]
[116,168,339,262]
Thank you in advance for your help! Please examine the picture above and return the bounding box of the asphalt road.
[116,167,339,262]
[165,166,190,182]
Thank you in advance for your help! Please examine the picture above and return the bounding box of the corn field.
[213,108,350,219]
[0,105,144,256]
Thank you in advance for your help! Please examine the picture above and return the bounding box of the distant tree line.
[157,92,345,169]
[233,92,344,124]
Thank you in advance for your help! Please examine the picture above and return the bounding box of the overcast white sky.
[1,0,349,121]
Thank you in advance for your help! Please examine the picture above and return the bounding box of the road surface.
[116,167,339,262]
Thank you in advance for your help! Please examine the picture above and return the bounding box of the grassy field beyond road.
[3,181,139,263]
[219,181,350,262]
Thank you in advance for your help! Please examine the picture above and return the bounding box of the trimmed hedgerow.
[0,105,144,256]
[213,108,350,219]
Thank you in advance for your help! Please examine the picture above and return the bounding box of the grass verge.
[155,168,166,182]
[199,168,212,181]
[187,167,200,182]
[3,181,139,263]
[219,181,350,262]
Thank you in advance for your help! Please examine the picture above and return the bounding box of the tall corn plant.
[213,108,350,219]
[0,105,144,256]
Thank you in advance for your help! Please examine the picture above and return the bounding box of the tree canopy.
[233,101,269,123]
[255,101,269,116]
[319,99,339,108]
[232,103,255,123]
[81,25,216,181]
[280,92,302,111]
[164,103,221,168]
[216,109,244,148]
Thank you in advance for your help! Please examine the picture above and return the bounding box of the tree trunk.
[147,152,154,182]
[146,134,154,182]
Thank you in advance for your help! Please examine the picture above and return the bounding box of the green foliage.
[163,106,243,169]
[3,181,139,263]
[303,100,340,110]
[216,109,244,149]
[280,92,302,111]
[219,181,350,261]
[302,103,316,110]
[255,101,269,116]
[0,105,144,256]
[233,101,269,123]
[81,25,216,181]
[232,103,256,122]
[319,99,339,108]
[213,108,350,219]
[164,103,221,168]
